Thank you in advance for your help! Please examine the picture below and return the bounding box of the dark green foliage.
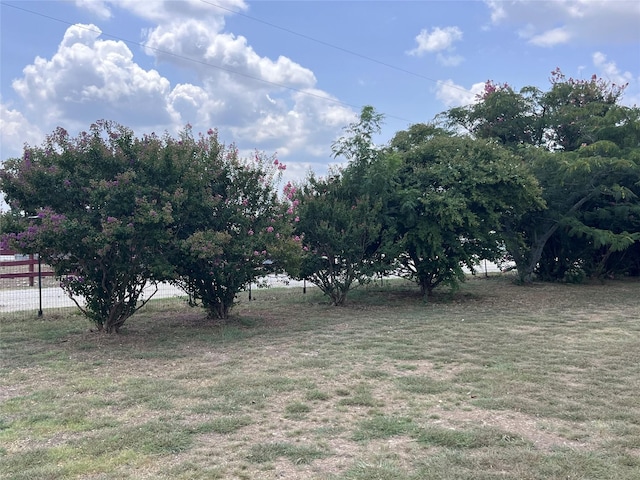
[292,106,398,305]
[389,128,543,296]
[1,121,176,332]
[443,70,640,282]
[162,128,299,319]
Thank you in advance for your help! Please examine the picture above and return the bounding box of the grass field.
[1,276,639,479]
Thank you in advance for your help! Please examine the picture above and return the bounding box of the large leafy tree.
[445,81,544,149]
[0,121,175,332]
[292,106,398,305]
[166,128,299,319]
[0,122,299,329]
[532,136,640,281]
[293,170,389,306]
[389,125,543,296]
[444,70,640,282]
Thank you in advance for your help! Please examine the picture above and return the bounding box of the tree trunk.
[419,280,434,299]
[207,301,230,320]
[507,194,595,283]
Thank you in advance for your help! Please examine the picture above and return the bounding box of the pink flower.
[248,229,254,236]
[273,159,279,165]
[287,207,294,214]
[294,216,300,222]
[266,226,274,233]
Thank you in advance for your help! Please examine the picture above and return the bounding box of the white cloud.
[485,0,506,23]
[484,0,640,45]
[592,52,633,86]
[5,2,357,187]
[135,11,350,173]
[592,52,639,106]
[435,80,485,108]
[12,24,173,129]
[75,0,112,19]
[76,0,248,24]
[0,102,44,160]
[528,27,572,47]
[231,88,354,162]
[407,27,463,56]
[437,53,464,67]
[167,83,225,127]
[143,19,316,90]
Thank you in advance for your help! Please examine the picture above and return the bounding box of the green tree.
[165,128,299,319]
[1,123,300,326]
[445,81,544,149]
[292,106,398,305]
[0,121,175,332]
[532,137,640,281]
[389,126,543,296]
[443,70,640,282]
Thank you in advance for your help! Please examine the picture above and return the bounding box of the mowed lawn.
[1,276,639,479]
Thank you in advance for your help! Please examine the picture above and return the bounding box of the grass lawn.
[1,275,639,479]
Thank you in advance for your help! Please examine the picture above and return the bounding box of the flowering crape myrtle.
[1,121,299,330]
[165,127,300,320]
[0,121,175,332]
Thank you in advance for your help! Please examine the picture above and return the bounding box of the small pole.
[38,254,43,316]
[248,282,252,301]
[484,259,488,278]
[303,279,306,294]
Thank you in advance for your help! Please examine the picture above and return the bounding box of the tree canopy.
[388,126,543,296]
[164,128,299,319]
[443,70,640,282]
[0,122,297,329]
[292,106,398,305]
[1,68,638,332]
[1,121,175,332]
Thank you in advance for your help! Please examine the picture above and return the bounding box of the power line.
[0,1,418,125]
[200,0,473,95]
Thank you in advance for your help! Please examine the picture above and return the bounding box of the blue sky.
[1,0,639,198]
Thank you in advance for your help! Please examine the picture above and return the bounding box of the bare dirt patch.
[429,407,588,451]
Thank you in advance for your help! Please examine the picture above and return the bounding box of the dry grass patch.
[1,277,639,479]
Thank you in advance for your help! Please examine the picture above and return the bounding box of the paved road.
[0,275,306,314]
[1,263,507,314]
